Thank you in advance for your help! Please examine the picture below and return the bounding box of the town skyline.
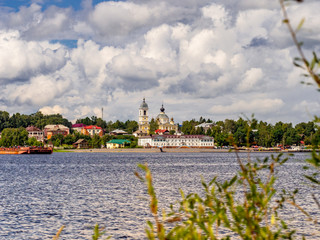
[0,1,319,124]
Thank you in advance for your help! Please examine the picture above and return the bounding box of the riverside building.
[137,98,215,148]
[138,134,214,148]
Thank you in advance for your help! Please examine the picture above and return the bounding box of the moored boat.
[0,146,53,154]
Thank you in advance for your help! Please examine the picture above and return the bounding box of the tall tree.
[149,118,159,134]
[0,128,28,147]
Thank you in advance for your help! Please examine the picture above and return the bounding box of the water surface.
[0,152,318,239]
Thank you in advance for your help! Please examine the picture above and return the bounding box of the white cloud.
[202,4,229,28]
[6,74,71,106]
[39,105,68,115]
[89,1,152,37]
[210,98,284,115]
[0,0,319,124]
[238,68,263,92]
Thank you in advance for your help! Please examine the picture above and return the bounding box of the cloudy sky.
[0,0,319,124]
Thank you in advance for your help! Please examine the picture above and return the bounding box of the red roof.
[84,125,102,130]
[72,123,86,128]
[155,129,168,133]
[26,126,41,131]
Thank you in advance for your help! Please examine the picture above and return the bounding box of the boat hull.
[0,147,53,154]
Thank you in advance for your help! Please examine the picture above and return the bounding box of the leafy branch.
[279,0,320,88]
[136,153,295,239]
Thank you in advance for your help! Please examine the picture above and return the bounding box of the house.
[73,139,89,149]
[138,135,215,148]
[106,139,131,149]
[133,130,147,137]
[26,126,44,142]
[110,129,128,135]
[44,124,70,140]
[71,123,86,133]
[82,125,103,137]
[195,123,214,133]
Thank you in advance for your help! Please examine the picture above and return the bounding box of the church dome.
[140,98,148,109]
[156,104,169,124]
[157,112,169,124]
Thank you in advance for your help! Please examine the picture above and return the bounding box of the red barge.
[0,146,53,154]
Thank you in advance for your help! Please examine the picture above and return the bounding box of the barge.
[0,146,53,154]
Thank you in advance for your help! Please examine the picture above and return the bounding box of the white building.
[138,135,215,148]
[195,122,214,133]
[26,126,44,142]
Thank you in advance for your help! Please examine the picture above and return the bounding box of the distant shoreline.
[59,148,313,153]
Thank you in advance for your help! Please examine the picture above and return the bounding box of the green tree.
[51,134,64,147]
[205,127,212,136]
[255,121,272,147]
[181,120,197,135]
[101,134,112,145]
[224,119,236,134]
[211,122,229,146]
[0,111,10,132]
[0,127,28,147]
[271,122,285,146]
[149,118,159,134]
[96,118,107,129]
[195,126,204,135]
[169,130,175,135]
[9,113,29,128]
[64,134,76,145]
[89,135,102,148]
[125,120,138,134]
[111,120,125,130]
[26,137,43,146]
[233,118,250,146]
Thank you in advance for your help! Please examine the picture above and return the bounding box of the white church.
[136,98,215,148]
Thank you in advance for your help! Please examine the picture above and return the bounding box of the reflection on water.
[0,152,319,239]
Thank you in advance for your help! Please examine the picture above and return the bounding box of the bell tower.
[139,98,150,134]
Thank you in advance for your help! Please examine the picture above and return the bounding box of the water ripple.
[0,152,319,239]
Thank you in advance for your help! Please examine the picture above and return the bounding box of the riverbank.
[60,148,313,153]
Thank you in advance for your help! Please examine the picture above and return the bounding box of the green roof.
[107,139,131,144]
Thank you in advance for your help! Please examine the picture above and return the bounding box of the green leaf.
[295,18,305,32]
[304,175,320,185]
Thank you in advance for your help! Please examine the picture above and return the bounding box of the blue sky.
[0,0,319,124]
[0,0,111,11]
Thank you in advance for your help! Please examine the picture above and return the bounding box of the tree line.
[1,110,319,147]
[181,117,317,147]
[0,111,139,134]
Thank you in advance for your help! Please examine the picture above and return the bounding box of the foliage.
[92,224,110,240]
[280,0,320,89]
[0,110,318,148]
[0,111,71,132]
[90,135,102,148]
[26,137,43,146]
[149,118,159,134]
[136,153,297,239]
[0,127,28,147]
[76,116,107,129]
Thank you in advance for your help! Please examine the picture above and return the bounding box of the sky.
[0,0,320,125]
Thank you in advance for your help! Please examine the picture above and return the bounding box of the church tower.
[138,98,150,134]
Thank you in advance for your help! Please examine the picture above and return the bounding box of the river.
[0,152,319,239]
